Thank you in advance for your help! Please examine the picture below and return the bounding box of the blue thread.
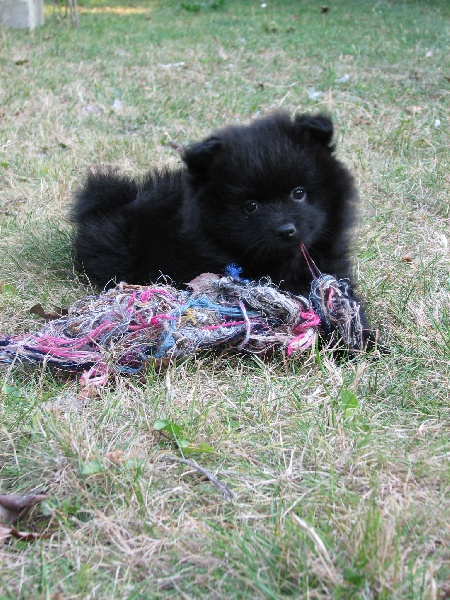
[225,264,250,283]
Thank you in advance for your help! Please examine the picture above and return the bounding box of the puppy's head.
[182,112,357,268]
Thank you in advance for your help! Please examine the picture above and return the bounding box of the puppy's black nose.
[275,223,297,240]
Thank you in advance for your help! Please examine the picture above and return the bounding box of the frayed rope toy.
[0,257,364,386]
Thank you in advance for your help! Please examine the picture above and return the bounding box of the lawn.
[0,0,449,597]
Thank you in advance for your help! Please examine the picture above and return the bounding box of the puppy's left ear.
[182,136,222,182]
[293,113,334,149]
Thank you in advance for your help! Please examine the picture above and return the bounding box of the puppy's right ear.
[293,113,335,149]
[182,136,222,183]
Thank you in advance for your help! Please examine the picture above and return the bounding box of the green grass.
[1,0,449,597]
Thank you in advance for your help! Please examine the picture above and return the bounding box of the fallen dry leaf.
[0,492,49,545]
[187,272,220,294]
[0,524,51,544]
[0,492,48,524]
[29,303,68,321]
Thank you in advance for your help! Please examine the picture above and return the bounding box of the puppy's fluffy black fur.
[72,111,372,334]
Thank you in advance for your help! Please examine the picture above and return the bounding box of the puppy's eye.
[245,201,258,214]
[291,187,307,201]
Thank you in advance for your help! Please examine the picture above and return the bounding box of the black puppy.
[72,111,373,336]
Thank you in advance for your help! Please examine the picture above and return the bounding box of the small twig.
[166,456,234,501]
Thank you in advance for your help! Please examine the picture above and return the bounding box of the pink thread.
[327,287,334,309]
[80,363,108,388]
[128,312,149,331]
[202,320,246,331]
[30,347,97,360]
[139,288,180,303]
[126,292,137,311]
[286,309,321,356]
[301,243,312,275]
[294,309,321,331]
[32,321,116,353]
[286,328,316,355]
[150,314,176,325]
[300,243,321,279]
[139,290,152,303]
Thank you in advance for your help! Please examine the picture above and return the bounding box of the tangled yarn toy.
[0,260,364,386]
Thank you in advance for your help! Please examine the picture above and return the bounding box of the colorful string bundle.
[0,264,364,384]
